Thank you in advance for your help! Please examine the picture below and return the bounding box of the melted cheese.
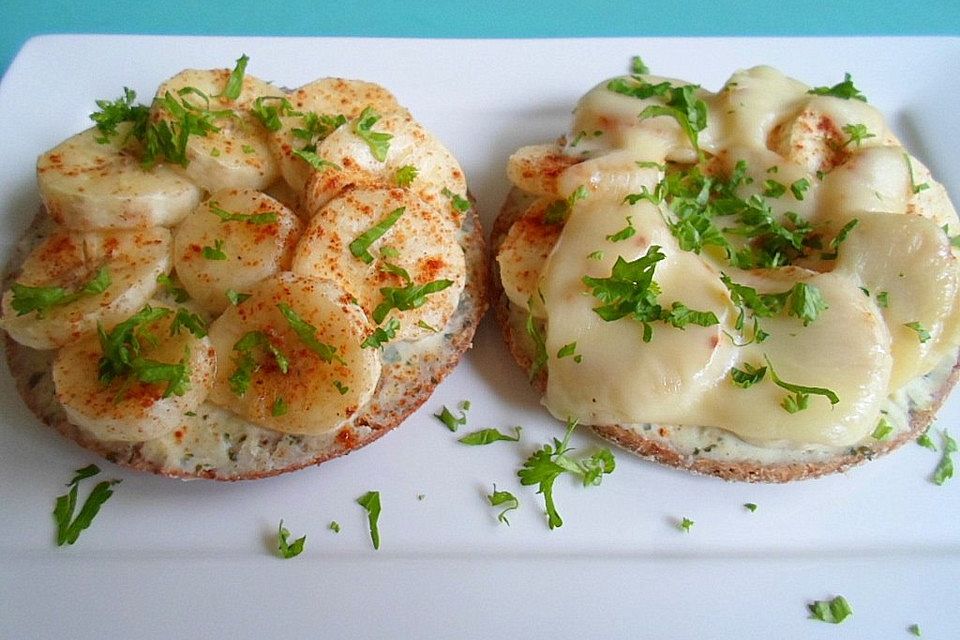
[501,64,960,448]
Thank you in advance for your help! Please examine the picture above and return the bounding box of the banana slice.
[36,124,201,230]
[300,110,467,217]
[506,144,582,198]
[1,227,172,349]
[52,304,216,442]
[151,68,279,192]
[292,186,465,341]
[834,212,960,390]
[269,78,402,195]
[496,197,563,316]
[767,95,896,175]
[207,273,381,435]
[173,189,303,314]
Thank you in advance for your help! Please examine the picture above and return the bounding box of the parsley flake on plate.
[517,419,615,530]
[356,490,382,550]
[53,464,121,546]
[435,400,470,432]
[487,485,520,525]
[277,519,306,559]
[458,426,522,446]
[808,595,853,624]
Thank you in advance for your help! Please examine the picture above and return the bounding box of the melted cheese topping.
[501,65,960,448]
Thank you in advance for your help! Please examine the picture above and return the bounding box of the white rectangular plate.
[1,35,959,639]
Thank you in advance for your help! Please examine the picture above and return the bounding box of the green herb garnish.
[329,521,341,533]
[277,302,344,363]
[544,185,588,224]
[730,363,767,388]
[371,279,453,325]
[678,517,694,532]
[905,321,931,343]
[441,187,471,213]
[251,96,297,132]
[169,308,207,338]
[872,417,894,441]
[89,87,150,143]
[228,330,289,396]
[202,239,227,261]
[764,355,839,413]
[606,216,637,242]
[840,123,875,147]
[435,401,469,432]
[808,73,867,101]
[517,419,615,529]
[356,491,382,550]
[11,266,111,318]
[53,464,120,546]
[277,519,306,559]
[271,396,288,417]
[790,178,811,201]
[156,273,189,303]
[292,148,340,171]
[353,106,392,161]
[221,54,249,100]
[487,485,520,525]
[933,430,957,485]
[744,503,758,512]
[225,289,251,305]
[458,426,522,446]
[209,201,277,224]
[395,164,418,187]
[349,206,405,264]
[808,595,853,623]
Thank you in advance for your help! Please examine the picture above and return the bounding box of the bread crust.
[4,202,487,480]
[492,186,958,482]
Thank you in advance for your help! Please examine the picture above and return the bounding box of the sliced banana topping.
[496,197,563,315]
[2,227,172,349]
[207,273,381,435]
[835,212,960,390]
[292,186,465,341]
[269,78,403,195]
[151,67,279,192]
[173,189,303,313]
[36,124,201,230]
[52,304,215,442]
[300,109,467,217]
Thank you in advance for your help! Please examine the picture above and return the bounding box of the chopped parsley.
[292,149,340,171]
[371,279,453,325]
[932,429,956,486]
[730,362,766,388]
[435,401,469,432]
[292,111,347,150]
[356,490,382,550]
[225,289,251,305]
[607,73,708,154]
[904,321,931,343]
[89,87,150,143]
[582,245,719,342]
[209,201,277,224]
[353,106,392,161]
[251,96,297,132]
[361,317,401,349]
[872,416,894,441]
[276,302,343,364]
[11,266,111,318]
[156,273,189,303]
[790,178,811,201]
[169,308,207,338]
[808,595,853,624]
[349,206,405,264]
[395,164,418,187]
[97,305,192,399]
[841,123,875,147]
[808,73,868,102]
[587,250,604,261]
[904,154,930,194]
[721,275,827,339]
[526,309,548,380]
[557,341,581,363]
[544,185,588,224]
[271,396,288,417]
[517,419,615,530]
[909,624,922,636]
[876,291,889,308]
[917,428,937,451]
[487,486,520,525]
[53,464,120,546]
[441,187,471,213]
[202,239,227,261]
[762,179,786,198]
[458,426,522,446]
[329,521,341,533]
[228,330,289,396]
[221,54,249,100]
[630,55,650,75]
[677,517,694,532]
[276,519,306,559]
[605,216,637,242]
[744,503,758,512]
[764,355,839,413]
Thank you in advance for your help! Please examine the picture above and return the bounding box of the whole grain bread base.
[492,186,959,482]
[4,201,487,481]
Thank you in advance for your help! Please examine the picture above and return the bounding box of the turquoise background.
[3,0,960,78]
